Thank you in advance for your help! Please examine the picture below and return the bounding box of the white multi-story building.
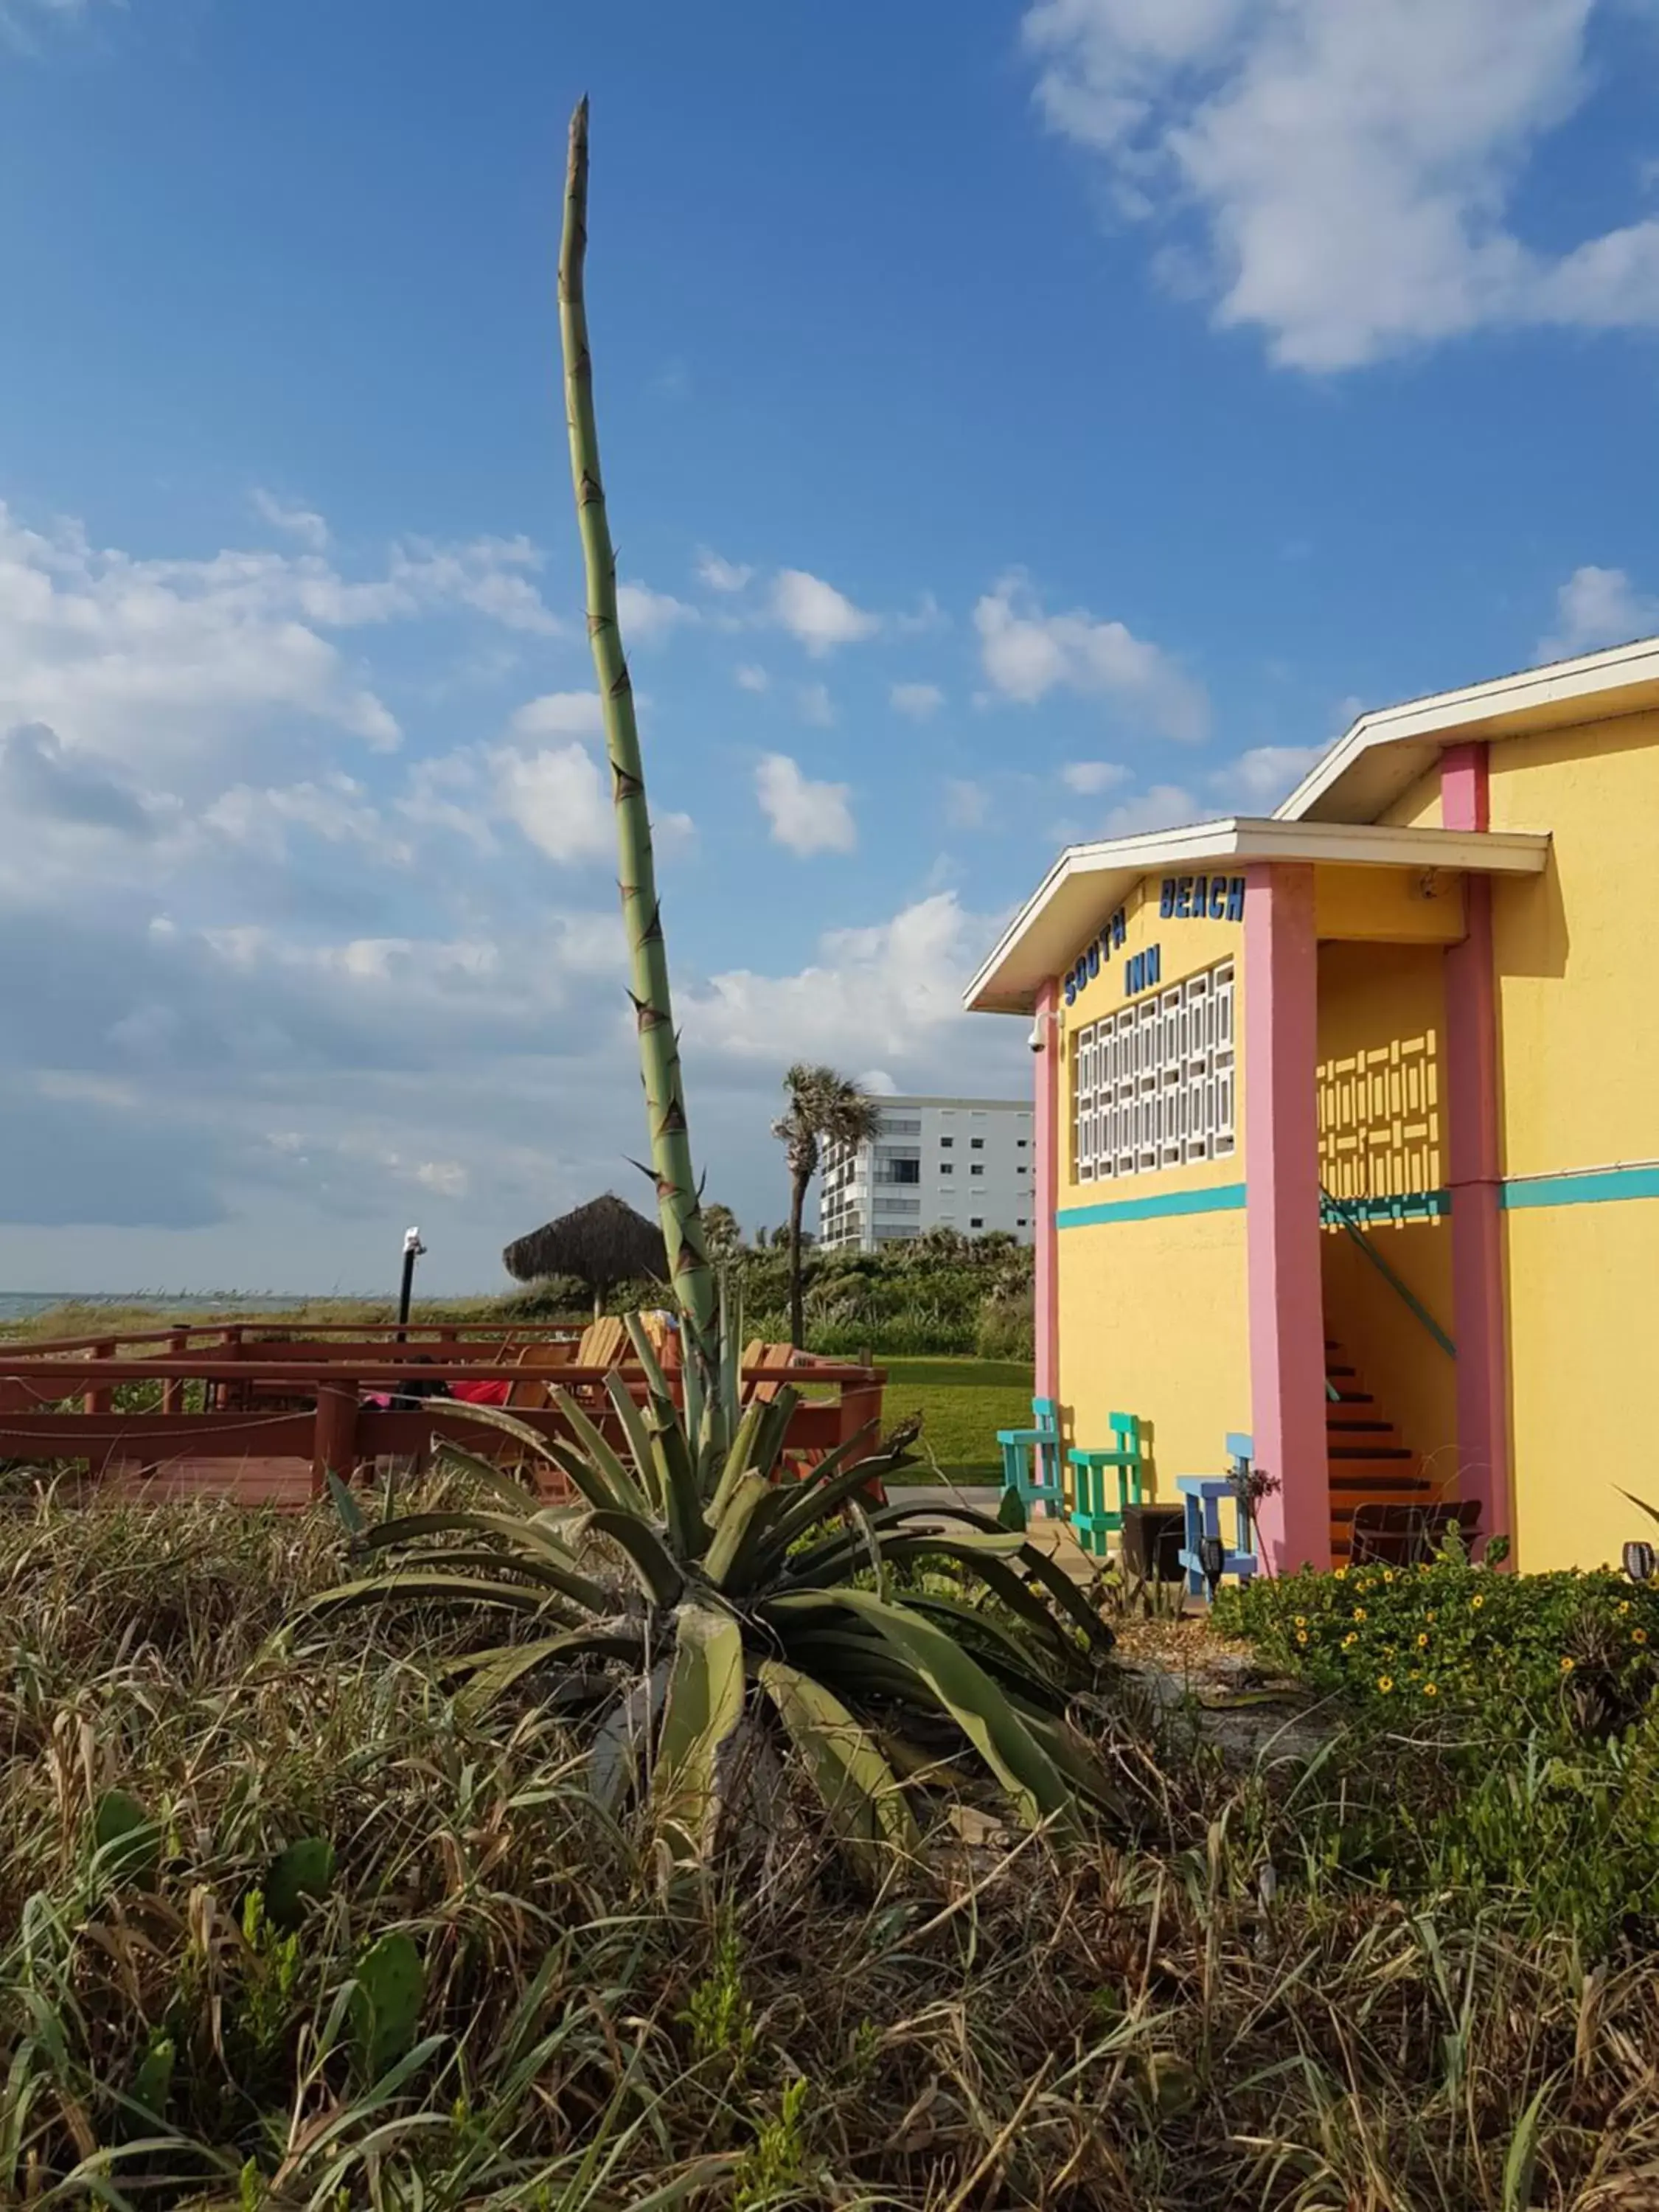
[816,1096,1035,1252]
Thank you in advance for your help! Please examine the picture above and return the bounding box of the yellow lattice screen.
[1317,1029,1441,1200]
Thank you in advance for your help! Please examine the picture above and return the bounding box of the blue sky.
[3,0,1659,1291]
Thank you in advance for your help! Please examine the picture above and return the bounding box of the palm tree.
[773,1065,883,1348]
[700,1203,742,1262]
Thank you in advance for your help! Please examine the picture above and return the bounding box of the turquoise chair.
[997,1397,1063,1517]
[1066,1411,1146,1557]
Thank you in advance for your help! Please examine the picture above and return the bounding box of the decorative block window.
[1072,958,1234,1183]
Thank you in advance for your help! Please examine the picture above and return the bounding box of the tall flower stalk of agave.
[557,98,716,1382]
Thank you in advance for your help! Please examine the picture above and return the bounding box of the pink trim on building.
[1243,862,1329,1571]
[1033,979,1060,1402]
[1441,741,1513,1553]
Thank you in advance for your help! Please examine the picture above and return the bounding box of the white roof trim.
[1278,632,1659,825]
[963,815,1549,1015]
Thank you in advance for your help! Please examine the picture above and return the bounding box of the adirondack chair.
[504,1338,576,1412]
[1066,1411,1146,1557]
[740,1340,888,1509]
[997,1397,1064,1518]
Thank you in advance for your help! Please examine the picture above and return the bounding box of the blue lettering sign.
[1160,880,1175,919]
[1227,875,1245,921]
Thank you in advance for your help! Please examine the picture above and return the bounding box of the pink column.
[1243,863,1329,1572]
[1032,979,1060,1405]
[1441,742,1512,1552]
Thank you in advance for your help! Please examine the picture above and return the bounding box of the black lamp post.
[397,1226,425,1339]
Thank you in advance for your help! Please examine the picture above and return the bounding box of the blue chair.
[1175,1433,1259,1597]
[1065,1411,1147,1557]
[997,1396,1064,1518]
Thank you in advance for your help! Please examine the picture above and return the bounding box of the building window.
[970,1217,984,1228]
[1017,1218,1028,1228]
[1073,958,1235,1181]
[970,1137,984,1150]
[939,1136,953,1148]
[940,1164,953,1175]
[1017,1139,1028,1149]
[970,1165,984,1176]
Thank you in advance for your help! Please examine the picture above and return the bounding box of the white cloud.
[754,751,857,856]
[616,580,698,643]
[975,574,1209,742]
[796,681,835,728]
[894,591,949,637]
[507,691,605,742]
[1102,782,1200,835]
[1061,758,1130,795]
[1206,742,1327,811]
[251,490,330,552]
[0,501,573,791]
[1023,0,1659,372]
[696,548,753,593]
[492,742,613,863]
[771,568,880,654]
[686,891,989,1062]
[414,1159,470,1200]
[944,777,990,829]
[891,681,945,720]
[734,663,771,693]
[1540,564,1659,658]
[203,772,411,864]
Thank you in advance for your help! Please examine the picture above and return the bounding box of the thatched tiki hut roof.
[502,1193,669,1314]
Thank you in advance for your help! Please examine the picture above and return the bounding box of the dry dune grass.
[4,1485,1658,2209]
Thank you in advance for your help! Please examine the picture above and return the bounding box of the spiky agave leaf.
[757,1660,921,1879]
[767,1590,1082,1837]
[653,1603,745,1864]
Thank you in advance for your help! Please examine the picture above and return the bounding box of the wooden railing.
[0,1329,886,1502]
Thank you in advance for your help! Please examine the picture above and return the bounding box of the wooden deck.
[0,1321,888,1508]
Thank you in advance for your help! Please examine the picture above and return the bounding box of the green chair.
[997,1397,1064,1519]
[1066,1413,1147,1557]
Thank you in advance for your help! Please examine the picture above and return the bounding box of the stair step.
[1326,1364,1357,1378]
[1326,1417,1392,1433]
[1329,1443,1413,1461]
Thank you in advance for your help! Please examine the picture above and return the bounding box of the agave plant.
[297,1312,1123,1868]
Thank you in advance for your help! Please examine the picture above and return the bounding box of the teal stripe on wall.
[1057,1183,1247,1229]
[1502,1164,1659,1211]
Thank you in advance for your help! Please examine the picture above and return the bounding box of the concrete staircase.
[1325,1337,1436,1565]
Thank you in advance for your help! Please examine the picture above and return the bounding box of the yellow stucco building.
[966,637,1659,1573]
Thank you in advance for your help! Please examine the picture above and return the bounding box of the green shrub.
[1214,1553,1659,1720]
[975,1290,1034,1362]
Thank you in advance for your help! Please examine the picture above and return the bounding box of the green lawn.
[875,1355,1033,1483]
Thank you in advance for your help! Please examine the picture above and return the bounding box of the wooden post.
[83,1341,115,1416]
[312,1381,360,1498]
[161,1329,188,1415]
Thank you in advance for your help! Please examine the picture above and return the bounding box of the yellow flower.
[1416,1633,1430,1649]
[1294,1615,1307,1628]
[1560,1656,1576,1673]
[1335,1565,1349,1579]
[1296,1630,1309,1645]
[1471,1595,1485,1610]
[1377,1675,1394,1694]
[1342,1632,1357,1648]
[1423,1683,1439,1697]
[1618,1601,1632,1615]
[1426,1610,1437,1623]
[1352,1607,1367,1623]
[1382,1569,1395,1585]
[1634,1629,1649,1646]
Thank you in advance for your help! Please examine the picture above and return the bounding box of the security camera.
[1028,1015,1046,1053]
